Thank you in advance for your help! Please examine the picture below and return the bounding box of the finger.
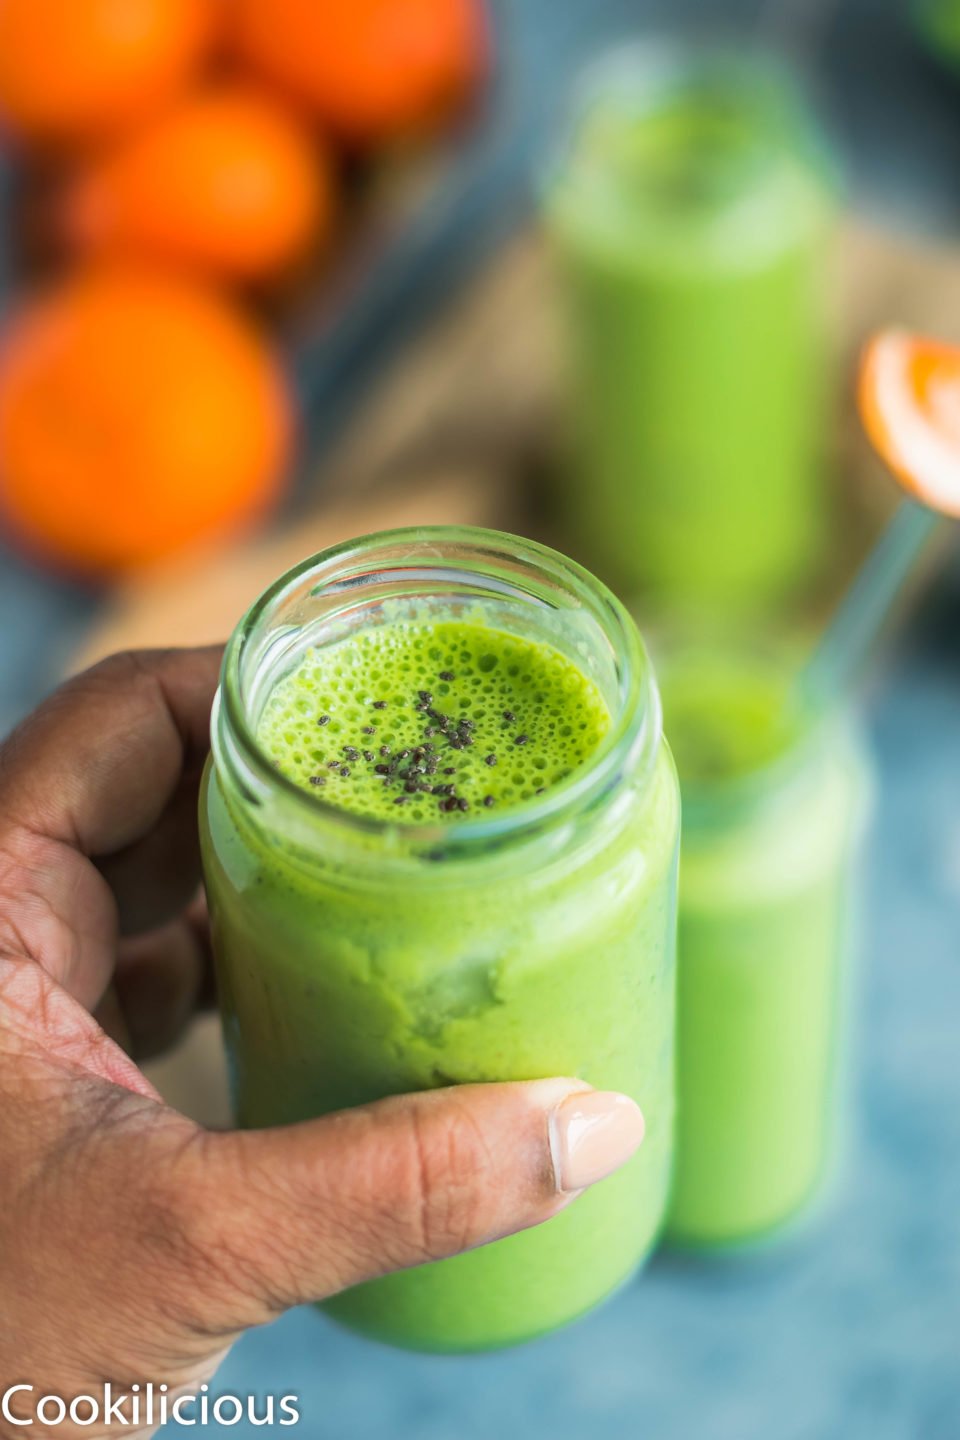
[109,909,212,1060]
[178,1080,646,1328]
[0,648,221,1001]
[97,777,205,935]
[0,646,222,858]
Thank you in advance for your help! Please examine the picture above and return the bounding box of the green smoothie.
[915,0,960,71]
[660,650,868,1247]
[545,52,835,609]
[201,528,680,1351]
[256,619,613,822]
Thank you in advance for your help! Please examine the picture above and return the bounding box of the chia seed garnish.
[314,677,546,821]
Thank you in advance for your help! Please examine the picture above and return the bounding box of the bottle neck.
[213,526,662,871]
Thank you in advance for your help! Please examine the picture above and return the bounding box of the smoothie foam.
[257,619,612,822]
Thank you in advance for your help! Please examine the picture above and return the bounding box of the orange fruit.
[0,0,214,146]
[62,87,335,280]
[233,0,488,146]
[0,268,293,576]
[859,329,960,518]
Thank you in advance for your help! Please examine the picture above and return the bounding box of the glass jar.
[658,645,870,1248]
[200,526,680,1352]
[543,46,837,611]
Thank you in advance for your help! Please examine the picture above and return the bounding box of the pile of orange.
[0,0,489,577]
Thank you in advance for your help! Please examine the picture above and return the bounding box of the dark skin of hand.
[0,648,642,1439]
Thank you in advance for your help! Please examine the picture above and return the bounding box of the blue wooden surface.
[156,641,960,1439]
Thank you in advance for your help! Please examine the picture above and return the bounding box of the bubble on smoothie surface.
[256,619,612,822]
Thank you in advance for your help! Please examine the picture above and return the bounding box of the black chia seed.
[362,725,376,735]
[514,734,528,747]
[438,670,455,681]
[317,714,331,726]
[484,753,497,766]
[373,700,387,710]
[309,776,326,786]
[483,794,494,807]
[503,710,516,723]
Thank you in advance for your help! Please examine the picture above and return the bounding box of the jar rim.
[540,36,839,247]
[656,639,842,831]
[216,525,661,856]
[542,37,835,173]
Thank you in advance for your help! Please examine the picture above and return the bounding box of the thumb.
[180,1079,645,1330]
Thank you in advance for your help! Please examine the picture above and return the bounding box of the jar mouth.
[679,710,831,832]
[541,38,837,243]
[654,637,835,830]
[216,526,659,855]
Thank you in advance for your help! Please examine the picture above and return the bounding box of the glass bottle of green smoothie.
[544,48,837,611]
[659,646,870,1247]
[200,526,680,1351]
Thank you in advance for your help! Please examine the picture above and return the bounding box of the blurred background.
[0,0,958,1435]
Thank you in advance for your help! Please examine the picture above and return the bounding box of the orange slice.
[859,328,960,517]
